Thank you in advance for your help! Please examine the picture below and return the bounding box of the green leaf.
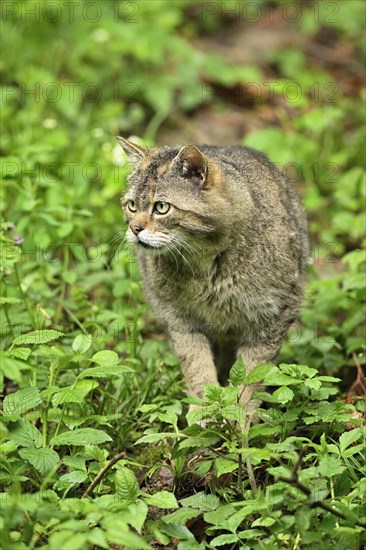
[7,347,31,361]
[57,221,74,238]
[210,534,240,547]
[265,373,300,386]
[51,387,90,406]
[115,501,148,534]
[304,378,322,390]
[229,360,246,386]
[339,428,363,452]
[7,420,42,448]
[144,490,179,509]
[318,456,347,477]
[50,428,112,446]
[0,354,32,383]
[115,467,140,501]
[246,363,276,383]
[91,350,120,366]
[19,447,59,475]
[204,504,237,527]
[3,387,42,416]
[12,330,64,345]
[186,405,216,426]
[272,387,294,404]
[49,531,89,550]
[214,458,238,477]
[101,518,151,549]
[342,443,366,457]
[180,492,220,511]
[221,404,246,425]
[135,432,184,444]
[72,334,92,354]
[63,455,87,471]
[59,470,88,484]
[78,364,133,379]
[204,384,222,402]
[178,433,220,449]
[163,507,201,524]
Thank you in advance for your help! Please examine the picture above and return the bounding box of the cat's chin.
[136,240,166,253]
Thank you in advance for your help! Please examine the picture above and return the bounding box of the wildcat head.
[117,137,230,260]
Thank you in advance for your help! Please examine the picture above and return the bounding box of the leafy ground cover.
[1,1,365,548]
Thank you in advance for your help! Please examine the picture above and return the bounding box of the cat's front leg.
[169,330,218,401]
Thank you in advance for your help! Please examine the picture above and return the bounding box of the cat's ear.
[171,145,208,185]
[116,136,147,168]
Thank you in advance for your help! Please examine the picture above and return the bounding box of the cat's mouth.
[137,240,164,250]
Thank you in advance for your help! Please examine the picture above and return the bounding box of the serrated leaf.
[229,360,246,386]
[249,425,279,440]
[7,420,42,448]
[342,443,365,457]
[52,387,90,406]
[101,518,151,549]
[204,384,222,402]
[0,353,32,383]
[247,363,275,384]
[12,330,64,345]
[265,373,300,386]
[78,364,133,379]
[214,458,238,476]
[123,501,148,534]
[272,387,294,403]
[19,447,59,475]
[339,428,363,452]
[72,334,92,354]
[237,448,273,461]
[91,350,119,366]
[59,470,88,484]
[144,490,179,509]
[3,387,42,416]
[317,376,341,382]
[7,347,31,361]
[178,434,220,450]
[180,492,220,511]
[210,534,239,547]
[318,456,346,477]
[50,428,112,446]
[135,432,184,444]
[186,405,215,426]
[204,504,236,527]
[115,467,140,502]
[163,507,201,524]
[63,455,87,471]
[221,404,246,425]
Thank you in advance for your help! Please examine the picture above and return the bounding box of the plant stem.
[54,244,70,324]
[14,264,36,327]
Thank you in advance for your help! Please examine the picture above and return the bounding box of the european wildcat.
[117,137,309,419]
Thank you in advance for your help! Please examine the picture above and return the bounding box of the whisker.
[168,240,196,277]
[164,241,179,274]
[109,231,126,245]
[106,237,130,270]
[172,236,206,265]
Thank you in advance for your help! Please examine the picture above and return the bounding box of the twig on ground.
[349,352,366,397]
[82,451,126,498]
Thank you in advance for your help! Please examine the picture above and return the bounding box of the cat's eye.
[127,200,137,212]
[154,201,170,215]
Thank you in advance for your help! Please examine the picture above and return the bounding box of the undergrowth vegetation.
[1,1,365,548]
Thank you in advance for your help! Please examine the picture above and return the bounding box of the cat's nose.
[130,221,144,236]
